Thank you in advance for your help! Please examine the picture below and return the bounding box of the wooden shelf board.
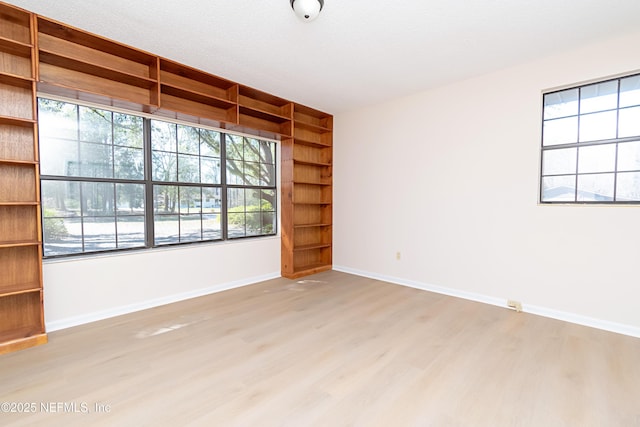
[0,240,41,248]
[294,159,332,167]
[0,71,34,88]
[294,243,331,252]
[160,59,236,94]
[0,115,35,127]
[0,285,41,298]
[0,36,32,57]
[239,105,291,123]
[293,137,331,148]
[294,223,332,229]
[0,158,37,165]
[0,333,47,356]
[39,50,157,89]
[293,201,332,206]
[0,201,39,206]
[294,119,332,133]
[161,84,236,110]
[293,180,331,186]
[284,263,332,279]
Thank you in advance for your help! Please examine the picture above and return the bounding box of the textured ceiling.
[6,0,640,114]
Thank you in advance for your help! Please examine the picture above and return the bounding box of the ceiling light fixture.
[290,0,324,21]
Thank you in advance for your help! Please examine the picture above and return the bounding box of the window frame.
[540,72,640,204]
[38,95,279,259]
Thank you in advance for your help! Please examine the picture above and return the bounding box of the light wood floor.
[1,270,639,427]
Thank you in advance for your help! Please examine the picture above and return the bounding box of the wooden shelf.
[294,159,332,167]
[294,243,332,252]
[0,115,35,127]
[293,135,332,148]
[294,104,333,130]
[0,5,32,46]
[238,86,292,120]
[293,180,331,186]
[0,158,37,165]
[0,35,32,56]
[0,333,47,355]
[160,59,236,102]
[39,50,157,89]
[294,223,332,229]
[0,285,41,298]
[0,240,41,248]
[238,112,293,137]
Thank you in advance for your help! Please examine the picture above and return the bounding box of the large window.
[540,73,640,203]
[38,98,277,257]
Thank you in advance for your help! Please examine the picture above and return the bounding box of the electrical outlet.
[507,300,523,313]
[395,251,401,260]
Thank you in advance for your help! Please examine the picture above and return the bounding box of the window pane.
[178,125,200,154]
[620,75,640,108]
[79,106,112,144]
[244,161,260,185]
[37,99,78,140]
[578,144,616,173]
[262,212,276,234]
[543,116,578,146]
[42,180,79,255]
[179,186,201,214]
[203,213,221,240]
[617,141,640,171]
[114,146,144,180]
[152,151,177,181]
[114,113,143,148]
[616,172,640,201]
[117,216,145,248]
[580,81,618,114]
[541,175,576,202]
[579,111,617,142]
[202,187,221,212]
[200,129,221,157]
[544,89,578,120]
[261,164,276,186]
[154,185,178,215]
[228,212,245,238]
[618,106,640,138]
[116,183,145,216]
[80,142,113,178]
[83,216,117,252]
[151,121,177,152]
[226,159,244,185]
[542,148,576,176]
[178,154,200,182]
[201,157,221,184]
[261,189,276,211]
[82,182,114,216]
[39,138,79,176]
[244,138,260,162]
[246,212,262,236]
[577,173,614,201]
[154,215,179,245]
[226,135,244,160]
[180,214,202,242]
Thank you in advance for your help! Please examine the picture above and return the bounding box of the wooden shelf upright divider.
[0,2,47,355]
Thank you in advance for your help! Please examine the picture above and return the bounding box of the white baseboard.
[333,265,640,339]
[45,272,281,332]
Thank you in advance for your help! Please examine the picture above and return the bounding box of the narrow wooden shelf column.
[0,1,47,355]
[281,104,333,279]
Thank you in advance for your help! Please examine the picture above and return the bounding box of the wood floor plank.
[0,270,639,426]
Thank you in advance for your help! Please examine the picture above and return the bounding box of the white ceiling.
[7,0,640,114]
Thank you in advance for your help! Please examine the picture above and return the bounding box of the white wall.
[334,30,640,337]
[44,237,280,331]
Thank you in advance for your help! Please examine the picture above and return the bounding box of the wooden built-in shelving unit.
[0,2,47,354]
[0,0,333,352]
[281,105,333,278]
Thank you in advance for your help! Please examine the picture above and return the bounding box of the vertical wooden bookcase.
[0,3,47,354]
[281,104,333,278]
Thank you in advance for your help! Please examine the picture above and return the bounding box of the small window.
[540,73,640,203]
